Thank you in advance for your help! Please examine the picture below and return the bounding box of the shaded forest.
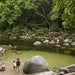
[0,0,75,37]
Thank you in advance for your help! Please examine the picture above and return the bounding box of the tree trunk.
[19,16,33,31]
[35,11,51,30]
[22,20,32,31]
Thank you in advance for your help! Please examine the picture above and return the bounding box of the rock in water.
[43,40,49,44]
[71,42,75,46]
[35,70,57,75]
[65,72,75,75]
[33,41,41,46]
[23,55,48,74]
[59,64,75,75]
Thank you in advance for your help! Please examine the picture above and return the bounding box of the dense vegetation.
[0,0,75,37]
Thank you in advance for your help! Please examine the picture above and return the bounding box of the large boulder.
[66,64,75,72]
[65,72,75,75]
[23,55,49,74]
[58,64,75,75]
[35,70,57,75]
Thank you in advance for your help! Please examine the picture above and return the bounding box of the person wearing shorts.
[16,58,20,72]
[2,63,5,70]
[13,60,16,70]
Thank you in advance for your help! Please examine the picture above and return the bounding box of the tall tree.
[50,0,75,31]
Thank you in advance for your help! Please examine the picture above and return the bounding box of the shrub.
[51,22,59,31]
[35,28,48,36]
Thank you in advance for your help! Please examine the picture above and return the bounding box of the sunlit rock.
[63,43,70,46]
[63,39,69,43]
[59,64,75,75]
[23,55,48,74]
[71,42,75,46]
[35,70,57,75]
[65,72,75,75]
[50,40,55,44]
[33,41,41,46]
[56,45,61,47]
[43,40,49,44]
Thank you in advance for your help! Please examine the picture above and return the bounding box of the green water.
[0,39,75,55]
[0,39,75,73]
[0,39,56,51]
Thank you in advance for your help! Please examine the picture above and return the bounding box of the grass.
[0,47,75,73]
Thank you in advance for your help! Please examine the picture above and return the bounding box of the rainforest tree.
[0,0,75,36]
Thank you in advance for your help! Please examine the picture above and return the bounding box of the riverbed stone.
[50,40,55,44]
[65,72,75,75]
[23,55,48,74]
[64,39,69,43]
[71,42,75,46]
[59,64,75,75]
[63,43,70,46]
[33,41,41,46]
[35,70,57,75]
[43,40,49,44]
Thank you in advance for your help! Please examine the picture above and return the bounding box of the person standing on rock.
[56,39,59,45]
[16,58,21,72]
[56,39,60,52]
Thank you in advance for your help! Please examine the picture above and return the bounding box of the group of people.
[0,45,20,73]
[9,44,17,50]
[0,58,21,73]
[0,44,17,57]
[13,58,21,72]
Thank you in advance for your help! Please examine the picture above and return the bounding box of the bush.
[27,31,33,36]
[51,22,59,31]
[9,36,16,40]
[35,28,48,36]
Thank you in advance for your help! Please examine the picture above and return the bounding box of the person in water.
[0,63,6,71]
[16,58,21,72]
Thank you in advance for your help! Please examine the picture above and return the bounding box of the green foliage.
[62,0,75,30]
[35,28,48,36]
[50,0,75,31]
[51,22,59,31]
[27,31,33,36]
[7,18,13,25]
[11,26,29,36]
[0,0,51,32]
[0,0,75,36]
[12,26,21,37]
[0,0,22,26]
[20,27,28,34]
[4,29,12,35]
[9,36,16,40]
